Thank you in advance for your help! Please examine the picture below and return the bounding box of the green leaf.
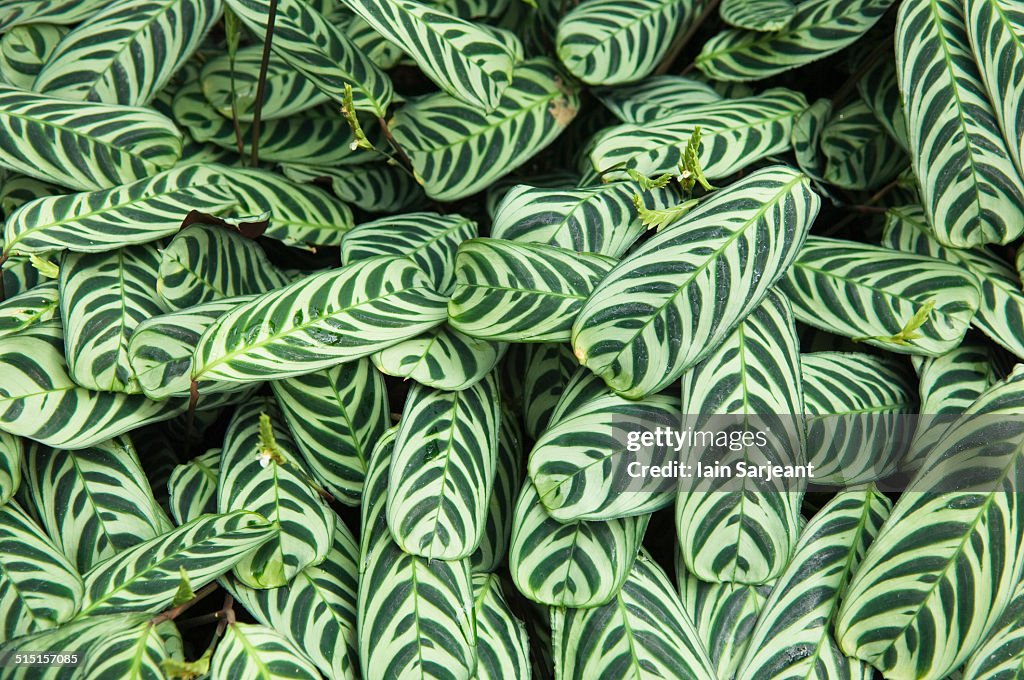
[0,0,105,31]
[472,573,530,679]
[357,429,477,680]
[469,406,524,572]
[552,551,716,679]
[720,0,796,31]
[157,225,290,311]
[802,351,915,485]
[219,399,334,588]
[573,166,818,399]
[2,164,237,257]
[0,23,68,90]
[521,342,578,439]
[855,56,909,150]
[836,367,1024,679]
[340,0,519,110]
[883,203,1024,360]
[200,45,328,122]
[387,374,500,559]
[819,98,908,190]
[211,623,321,679]
[78,510,275,616]
[696,0,895,81]
[589,88,808,180]
[735,486,890,680]
[372,325,506,391]
[59,244,167,392]
[508,481,648,607]
[281,161,427,213]
[594,75,721,123]
[23,436,172,572]
[491,181,677,257]
[780,236,981,356]
[556,0,699,85]
[192,256,448,384]
[529,368,679,520]
[0,85,182,191]
[341,212,476,295]
[80,620,182,680]
[167,448,220,525]
[634,194,698,230]
[225,0,393,116]
[389,57,580,201]
[896,0,1024,247]
[0,500,83,641]
[961,578,1024,679]
[0,280,58,339]
[0,321,186,449]
[966,0,1024,182]
[33,0,220,106]
[226,515,359,680]
[171,567,193,606]
[676,290,805,584]
[0,431,20,506]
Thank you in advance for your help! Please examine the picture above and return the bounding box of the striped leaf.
[2,165,236,256]
[855,55,909,150]
[594,74,721,123]
[340,212,476,295]
[1,174,65,217]
[552,551,716,679]
[78,510,275,616]
[802,352,915,485]
[0,0,106,31]
[779,236,981,356]
[358,429,477,680]
[529,368,680,521]
[883,203,1024,359]
[0,500,83,641]
[836,367,1024,679]
[556,0,698,85]
[589,89,807,180]
[676,290,805,584]
[219,399,334,589]
[903,339,1000,472]
[157,225,289,311]
[171,80,365,166]
[448,238,616,343]
[0,281,58,339]
[473,573,530,680]
[225,0,393,116]
[490,181,678,257]
[696,0,895,81]
[340,0,519,110]
[200,45,328,122]
[0,23,68,90]
[470,406,524,573]
[33,0,220,106]
[223,168,355,247]
[387,374,500,559]
[23,437,172,572]
[281,161,427,213]
[167,448,220,525]
[0,321,185,449]
[966,0,1024,182]
[522,343,581,440]
[211,623,321,680]
[896,0,1024,247]
[677,562,772,680]
[79,620,182,680]
[0,432,20,506]
[389,57,579,201]
[128,297,255,400]
[192,256,448,384]
[508,481,648,607]
[734,486,890,680]
[820,98,908,190]
[0,85,182,191]
[721,0,796,30]
[60,244,166,392]
[372,325,506,391]
[573,166,817,399]
[961,578,1024,679]
[227,516,359,680]
[271,361,388,507]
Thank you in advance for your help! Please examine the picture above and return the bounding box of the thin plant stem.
[250,0,280,167]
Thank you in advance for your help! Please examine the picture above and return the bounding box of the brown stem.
[654,0,723,76]
[151,582,219,626]
[377,116,414,173]
[0,253,7,303]
[185,380,199,458]
[215,594,236,638]
[250,0,280,167]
